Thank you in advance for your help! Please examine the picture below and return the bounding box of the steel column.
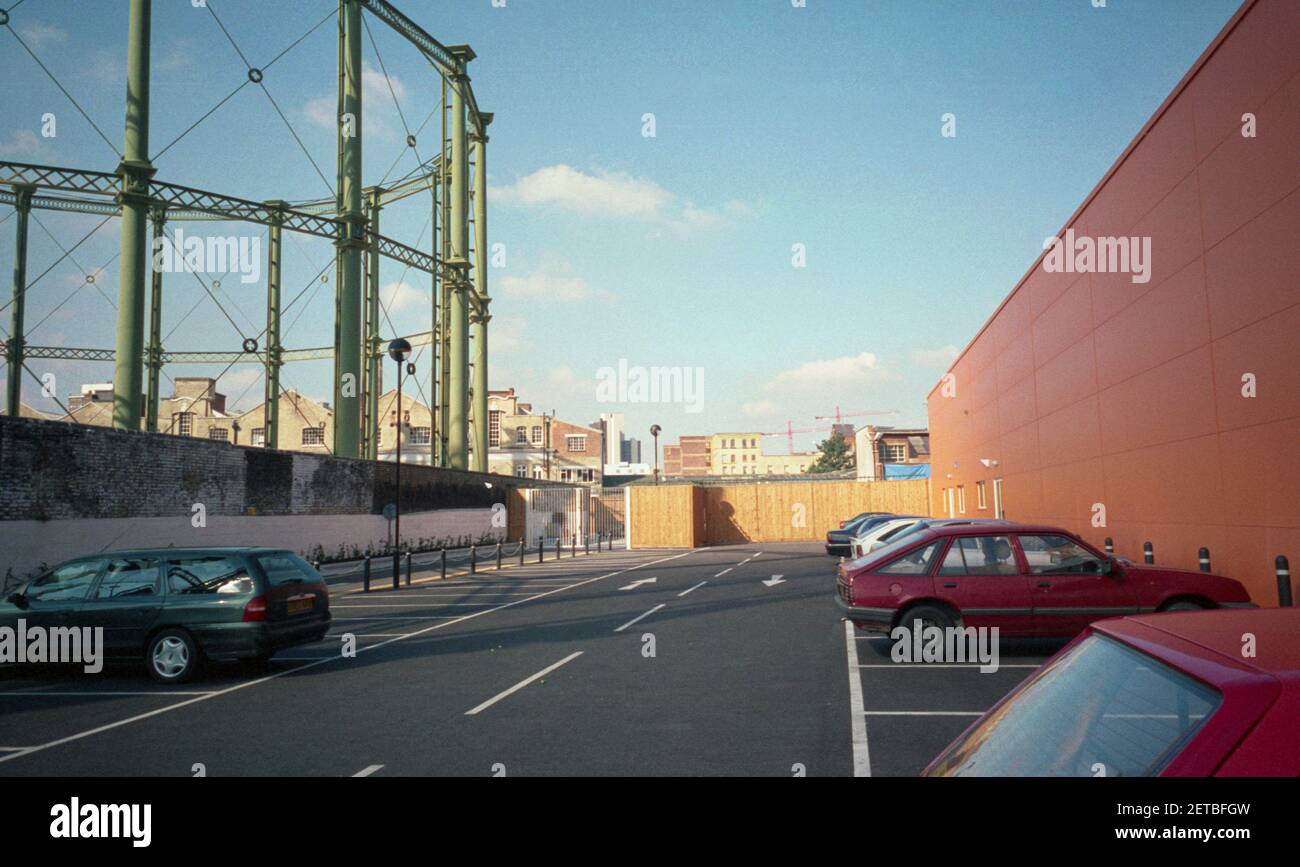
[5,185,34,418]
[429,166,439,466]
[470,115,492,472]
[438,75,450,466]
[364,188,382,460]
[445,46,475,470]
[144,207,165,431]
[264,202,285,449]
[333,0,365,457]
[112,0,154,431]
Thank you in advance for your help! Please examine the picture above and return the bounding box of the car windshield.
[925,635,1220,776]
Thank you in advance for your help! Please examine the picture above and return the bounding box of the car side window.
[939,536,1018,576]
[91,558,160,600]
[27,560,105,603]
[165,556,253,596]
[1019,535,1103,575]
[877,541,943,576]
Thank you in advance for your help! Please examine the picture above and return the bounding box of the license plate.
[286,597,314,615]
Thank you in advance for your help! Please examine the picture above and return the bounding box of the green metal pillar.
[264,202,285,450]
[112,0,155,431]
[471,114,492,473]
[446,46,475,471]
[5,184,34,418]
[429,165,439,466]
[438,75,450,467]
[333,0,364,457]
[364,188,382,460]
[144,206,165,431]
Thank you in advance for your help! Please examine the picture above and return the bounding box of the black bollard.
[497,542,503,570]
[1104,537,1113,554]
[571,534,577,557]
[405,552,412,586]
[440,547,447,581]
[392,551,400,590]
[538,535,544,563]
[1277,555,1293,607]
[519,537,525,566]
[1198,547,1211,573]
[470,544,477,574]
[1143,541,1154,565]
[363,555,371,593]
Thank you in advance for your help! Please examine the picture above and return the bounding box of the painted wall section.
[926,0,1300,605]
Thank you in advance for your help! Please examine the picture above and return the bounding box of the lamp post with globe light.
[388,338,412,581]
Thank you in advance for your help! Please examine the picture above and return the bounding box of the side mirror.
[7,589,30,609]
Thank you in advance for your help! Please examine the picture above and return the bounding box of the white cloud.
[492,164,748,233]
[0,130,50,159]
[380,280,429,313]
[304,62,410,139]
[741,399,780,418]
[768,352,892,391]
[498,271,595,302]
[218,368,263,403]
[910,345,960,370]
[19,21,66,50]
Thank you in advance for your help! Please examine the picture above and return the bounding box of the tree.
[807,431,854,474]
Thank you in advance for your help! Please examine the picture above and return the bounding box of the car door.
[79,557,164,658]
[932,534,1034,633]
[1018,533,1137,637]
[14,559,106,631]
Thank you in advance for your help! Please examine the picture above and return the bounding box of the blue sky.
[0,0,1242,454]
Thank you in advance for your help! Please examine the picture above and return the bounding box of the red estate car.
[835,522,1254,636]
[924,608,1300,776]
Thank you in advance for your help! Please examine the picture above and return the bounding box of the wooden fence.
[629,479,930,547]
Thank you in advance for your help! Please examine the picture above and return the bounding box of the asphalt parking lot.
[0,542,1061,776]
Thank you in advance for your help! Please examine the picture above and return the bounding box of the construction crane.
[813,407,899,426]
[761,421,827,454]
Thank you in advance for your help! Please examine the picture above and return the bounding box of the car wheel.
[1162,600,1207,612]
[146,629,200,684]
[898,604,957,631]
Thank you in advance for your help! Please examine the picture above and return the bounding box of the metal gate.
[523,487,587,544]
[589,487,627,541]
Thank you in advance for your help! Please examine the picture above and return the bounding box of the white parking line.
[0,690,216,697]
[844,621,872,778]
[677,581,707,597]
[464,652,584,716]
[614,604,665,633]
[863,711,983,716]
[0,549,694,766]
[714,568,732,577]
[352,764,384,777]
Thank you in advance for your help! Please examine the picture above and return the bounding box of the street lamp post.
[650,424,661,485]
[388,338,413,577]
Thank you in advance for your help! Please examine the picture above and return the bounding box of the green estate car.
[2,548,331,684]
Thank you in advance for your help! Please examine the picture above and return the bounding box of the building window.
[302,427,325,446]
[957,485,966,514]
[489,410,502,447]
[208,427,228,442]
[515,426,527,445]
[560,469,573,481]
[566,435,586,452]
[882,443,907,463]
[531,425,543,445]
[976,480,987,510]
[514,464,528,478]
[532,466,543,479]
[176,412,193,436]
[251,428,265,447]
[578,469,594,482]
[409,426,431,445]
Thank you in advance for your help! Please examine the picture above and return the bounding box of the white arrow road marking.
[619,577,657,591]
[353,765,384,777]
[762,574,786,587]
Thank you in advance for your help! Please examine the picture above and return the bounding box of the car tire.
[146,629,201,684]
[1162,600,1208,612]
[897,603,957,631]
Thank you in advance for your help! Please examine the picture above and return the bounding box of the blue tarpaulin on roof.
[883,463,930,480]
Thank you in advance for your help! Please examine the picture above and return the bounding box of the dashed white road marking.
[464,652,584,716]
[614,604,665,633]
[714,568,732,577]
[352,764,384,777]
[677,581,707,597]
[844,621,872,778]
[0,550,695,766]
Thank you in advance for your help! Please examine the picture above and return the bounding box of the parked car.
[825,513,895,555]
[835,523,1254,637]
[838,511,875,529]
[924,607,1300,776]
[1,548,332,683]
[848,517,926,559]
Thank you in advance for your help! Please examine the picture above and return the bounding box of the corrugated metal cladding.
[926,0,1300,604]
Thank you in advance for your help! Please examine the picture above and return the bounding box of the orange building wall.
[926,0,1300,605]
